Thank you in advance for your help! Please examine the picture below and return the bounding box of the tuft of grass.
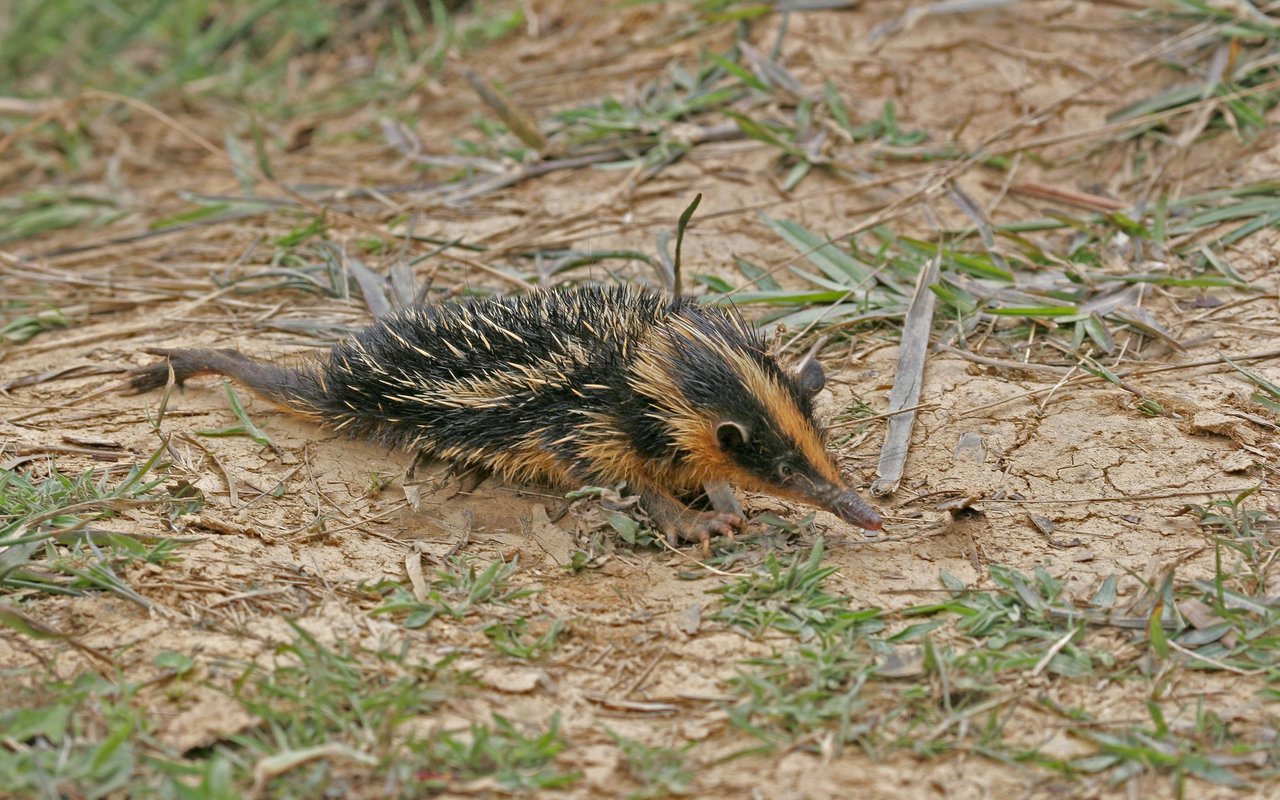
[229,624,470,797]
[5,626,566,797]
[904,567,1102,680]
[407,713,579,793]
[1222,354,1280,414]
[1114,1,1280,142]
[714,538,1277,789]
[721,551,1279,790]
[2,0,334,100]
[0,627,560,798]
[713,541,890,752]
[726,628,880,753]
[455,31,935,197]
[1191,489,1273,591]
[0,447,194,603]
[711,538,884,640]
[729,212,1243,342]
[1067,701,1255,793]
[213,229,357,302]
[836,99,928,147]
[0,672,154,799]
[484,616,565,660]
[721,562,1090,753]
[710,183,1279,385]
[370,556,537,628]
[1184,491,1279,673]
[609,729,695,799]
[0,192,127,244]
[195,381,276,448]
[0,306,71,344]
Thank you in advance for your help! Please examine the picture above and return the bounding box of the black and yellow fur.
[127,285,882,542]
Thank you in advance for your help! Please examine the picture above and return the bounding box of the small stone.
[954,431,986,463]
[1220,451,1255,473]
[479,665,542,693]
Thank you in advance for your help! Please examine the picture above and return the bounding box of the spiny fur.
[127,285,881,536]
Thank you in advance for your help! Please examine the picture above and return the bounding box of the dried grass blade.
[1111,305,1187,353]
[0,603,117,666]
[462,68,547,152]
[998,180,1128,212]
[738,42,805,96]
[945,181,1011,275]
[872,259,939,495]
[344,252,393,318]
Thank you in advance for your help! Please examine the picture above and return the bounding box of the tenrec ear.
[715,420,749,452]
[795,358,826,397]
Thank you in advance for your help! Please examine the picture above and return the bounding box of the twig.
[1029,626,1079,677]
[443,125,743,205]
[995,486,1259,505]
[831,399,940,428]
[987,180,1128,212]
[1167,638,1267,677]
[657,536,742,577]
[935,344,1072,375]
